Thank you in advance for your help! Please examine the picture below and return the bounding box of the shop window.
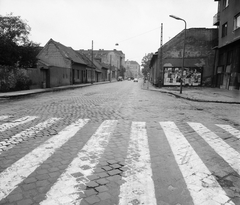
[77,70,80,79]
[222,22,228,37]
[227,51,232,65]
[234,13,240,30]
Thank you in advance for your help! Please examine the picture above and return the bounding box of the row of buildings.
[28,39,140,89]
[149,0,240,91]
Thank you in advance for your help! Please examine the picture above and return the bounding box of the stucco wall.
[159,28,217,86]
[49,66,70,87]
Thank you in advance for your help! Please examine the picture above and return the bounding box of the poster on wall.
[163,67,202,86]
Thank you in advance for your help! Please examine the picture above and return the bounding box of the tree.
[141,53,153,77]
[0,13,40,67]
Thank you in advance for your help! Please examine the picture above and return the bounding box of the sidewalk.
[0,81,112,99]
[142,81,240,104]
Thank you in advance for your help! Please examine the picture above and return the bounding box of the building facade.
[125,60,140,78]
[150,28,218,87]
[80,49,126,80]
[37,39,88,88]
[213,0,240,90]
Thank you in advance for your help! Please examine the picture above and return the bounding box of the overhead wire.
[117,26,161,43]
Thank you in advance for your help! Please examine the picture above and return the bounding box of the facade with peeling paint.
[149,28,218,87]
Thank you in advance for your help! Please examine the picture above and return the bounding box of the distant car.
[118,76,123,81]
[128,78,131,81]
[133,78,138,82]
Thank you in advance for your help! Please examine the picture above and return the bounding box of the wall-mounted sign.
[163,67,202,86]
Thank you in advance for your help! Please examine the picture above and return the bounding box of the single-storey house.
[37,39,89,88]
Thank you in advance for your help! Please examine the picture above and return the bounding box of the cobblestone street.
[0,80,240,205]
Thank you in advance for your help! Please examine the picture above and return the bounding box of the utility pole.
[91,40,93,84]
[160,23,163,87]
[110,55,112,82]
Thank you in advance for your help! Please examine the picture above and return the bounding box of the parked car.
[118,76,123,81]
[133,78,138,82]
[128,78,131,81]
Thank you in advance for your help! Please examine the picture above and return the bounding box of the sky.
[0,0,218,66]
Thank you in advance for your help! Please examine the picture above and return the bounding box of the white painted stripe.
[0,118,89,200]
[40,120,118,205]
[189,122,240,176]
[0,118,61,154]
[0,116,37,132]
[216,124,240,139]
[119,122,157,205]
[161,122,234,205]
[0,116,9,121]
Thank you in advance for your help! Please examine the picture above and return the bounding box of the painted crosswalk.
[0,117,61,154]
[0,118,89,200]
[0,115,240,204]
[0,116,37,132]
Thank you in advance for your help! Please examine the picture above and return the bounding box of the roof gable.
[38,39,87,66]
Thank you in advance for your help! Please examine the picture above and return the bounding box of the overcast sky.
[0,0,218,66]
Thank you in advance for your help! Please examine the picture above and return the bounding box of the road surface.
[0,79,240,205]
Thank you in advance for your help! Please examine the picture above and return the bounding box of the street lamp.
[169,15,187,94]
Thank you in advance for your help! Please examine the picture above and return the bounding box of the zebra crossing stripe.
[40,120,118,205]
[0,117,61,155]
[0,116,37,132]
[188,122,240,177]
[216,124,240,139]
[119,122,157,205]
[0,118,89,201]
[160,122,234,205]
[0,116,9,121]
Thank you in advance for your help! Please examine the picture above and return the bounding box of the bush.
[0,66,32,92]
[15,69,32,90]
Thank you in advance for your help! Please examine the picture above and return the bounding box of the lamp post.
[169,15,187,94]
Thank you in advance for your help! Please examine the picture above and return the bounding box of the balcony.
[213,12,220,26]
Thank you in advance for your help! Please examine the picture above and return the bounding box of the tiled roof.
[49,39,87,65]
[77,51,102,72]
[80,49,124,59]
[127,60,139,65]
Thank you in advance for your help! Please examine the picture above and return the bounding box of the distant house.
[80,49,126,80]
[150,28,218,87]
[77,51,109,82]
[125,60,140,78]
[36,39,89,88]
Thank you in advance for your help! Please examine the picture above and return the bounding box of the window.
[234,13,240,30]
[223,0,229,8]
[222,22,228,37]
[77,70,80,79]
[227,51,232,65]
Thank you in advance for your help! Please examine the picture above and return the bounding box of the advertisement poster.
[163,67,202,86]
